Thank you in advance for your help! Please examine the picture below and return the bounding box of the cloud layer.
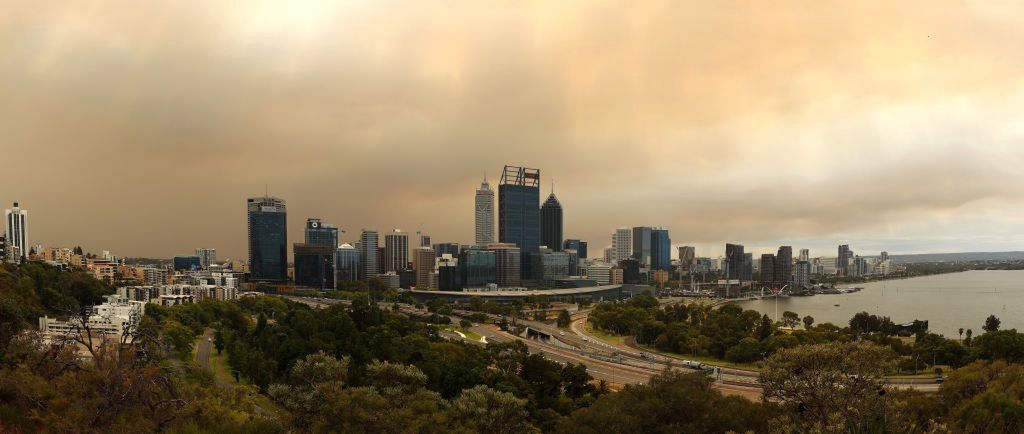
[4,0,1024,259]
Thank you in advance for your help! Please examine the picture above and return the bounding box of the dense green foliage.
[9,263,1024,432]
[0,262,112,345]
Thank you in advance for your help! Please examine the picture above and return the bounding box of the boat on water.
[834,304,840,307]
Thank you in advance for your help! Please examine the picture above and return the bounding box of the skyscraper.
[678,246,696,269]
[414,247,436,289]
[419,234,431,248]
[498,166,540,252]
[837,244,851,276]
[305,218,339,248]
[613,228,632,263]
[631,226,652,267]
[725,243,745,281]
[798,248,810,263]
[247,196,287,282]
[650,228,671,271]
[540,192,563,251]
[475,176,495,245]
[195,248,216,269]
[336,244,360,282]
[5,202,27,263]
[294,244,335,289]
[488,242,522,287]
[384,229,410,273]
[563,239,588,259]
[760,254,776,283]
[775,246,793,284]
[359,229,380,280]
[498,165,540,279]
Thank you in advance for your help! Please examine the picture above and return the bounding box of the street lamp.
[775,285,790,322]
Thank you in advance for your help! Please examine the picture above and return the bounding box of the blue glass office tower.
[650,228,671,271]
[247,196,288,282]
[305,218,339,248]
[498,166,540,279]
[632,226,652,267]
[173,255,201,271]
[336,244,361,282]
[460,248,497,287]
[562,239,588,259]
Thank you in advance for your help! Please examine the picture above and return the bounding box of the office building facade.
[631,226,652,267]
[760,254,776,284]
[336,244,360,282]
[498,166,540,277]
[195,248,216,269]
[294,244,335,289]
[540,192,563,251]
[475,177,495,245]
[650,228,671,271]
[173,255,201,271]
[247,196,288,282]
[563,239,588,259]
[4,202,27,263]
[613,228,632,263]
[359,229,380,281]
[837,245,852,276]
[775,246,793,284]
[384,229,410,273]
[460,248,497,288]
[305,218,339,248]
[414,247,436,289]
[488,242,522,287]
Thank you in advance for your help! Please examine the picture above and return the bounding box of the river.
[734,270,1024,338]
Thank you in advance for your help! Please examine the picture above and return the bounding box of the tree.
[972,329,1024,362]
[449,385,538,434]
[984,315,1001,333]
[965,328,973,346]
[760,341,923,432]
[725,337,762,363]
[781,311,800,328]
[940,360,1024,433]
[802,315,814,330]
[557,371,773,434]
[757,314,774,340]
[557,309,572,328]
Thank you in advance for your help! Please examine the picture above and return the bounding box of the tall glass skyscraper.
[247,196,288,282]
[498,166,540,279]
[632,226,652,267]
[359,229,379,280]
[650,228,671,271]
[305,218,339,248]
[336,244,360,282]
[540,192,563,251]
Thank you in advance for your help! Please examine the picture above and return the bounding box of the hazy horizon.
[5,1,1024,259]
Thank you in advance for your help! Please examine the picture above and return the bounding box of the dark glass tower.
[650,228,671,271]
[632,226,652,267]
[498,166,540,278]
[294,244,335,289]
[305,218,339,248]
[725,243,745,281]
[775,246,793,284]
[247,196,288,282]
[540,193,563,251]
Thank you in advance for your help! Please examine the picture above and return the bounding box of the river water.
[735,270,1024,338]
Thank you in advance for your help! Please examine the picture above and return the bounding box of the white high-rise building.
[5,202,27,263]
[474,176,494,245]
[195,248,216,269]
[612,228,632,263]
[384,229,410,273]
[798,248,809,263]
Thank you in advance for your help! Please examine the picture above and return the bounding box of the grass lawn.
[443,325,483,341]
[584,321,628,345]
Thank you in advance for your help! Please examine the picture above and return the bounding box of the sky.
[4,0,1024,260]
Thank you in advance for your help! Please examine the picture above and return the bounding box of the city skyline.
[6,2,1024,258]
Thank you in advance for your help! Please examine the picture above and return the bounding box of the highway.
[273,294,937,395]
